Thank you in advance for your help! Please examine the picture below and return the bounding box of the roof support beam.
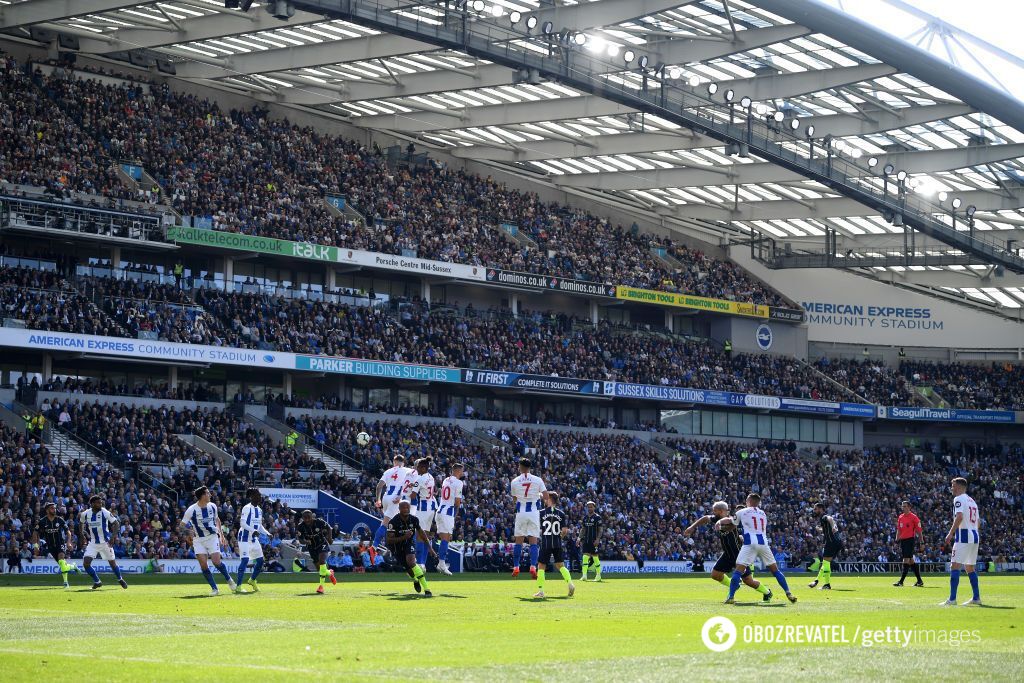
[447,103,974,162]
[720,63,897,102]
[553,142,1024,191]
[671,187,1024,222]
[647,23,811,66]
[0,0,146,28]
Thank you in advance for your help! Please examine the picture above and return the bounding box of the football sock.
[754,582,770,596]
[815,563,826,583]
[808,557,821,572]
[898,565,909,582]
[728,570,742,599]
[513,543,522,568]
[967,571,980,600]
[412,564,429,591]
[215,562,231,582]
[251,558,264,580]
[416,541,427,566]
[318,563,328,586]
[112,565,123,581]
[593,555,601,579]
[949,568,961,601]
[558,566,572,583]
[372,524,386,547]
[912,564,923,582]
[773,570,791,593]
[85,564,100,583]
[537,569,545,591]
[580,554,590,579]
[202,568,217,590]
[529,544,539,567]
[236,557,249,586]
[439,540,449,560]
[716,575,730,587]
[821,560,832,585]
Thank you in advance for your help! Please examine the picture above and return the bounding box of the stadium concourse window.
[666,410,854,445]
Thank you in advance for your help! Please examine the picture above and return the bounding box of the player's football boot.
[63,582,70,590]
[529,565,538,580]
[593,576,603,582]
[892,581,903,587]
[762,588,773,602]
[808,579,819,588]
[210,588,220,596]
[962,599,982,606]
[246,578,260,592]
[329,569,337,586]
[423,590,433,598]
[316,585,325,594]
[939,599,956,606]
[786,593,798,603]
[533,590,545,599]
[118,578,128,589]
[438,561,453,576]
[227,578,237,592]
[820,584,831,591]
[724,597,736,604]
[579,575,587,582]
[91,582,103,590]
[413,579,422,593]
[511,567,520,578]
[567,583,576,598]
[913,582,925,587]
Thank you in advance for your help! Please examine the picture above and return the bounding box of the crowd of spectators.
[813,357,915,405]
[3,55,790,307]
[286,413,1024,565]
[901,361,1024,411]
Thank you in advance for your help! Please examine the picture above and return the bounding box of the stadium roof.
[3,0,1024,318]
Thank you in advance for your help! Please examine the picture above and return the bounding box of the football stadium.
[0,0,1022,680]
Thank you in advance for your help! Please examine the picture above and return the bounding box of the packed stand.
[901,361,1024,411]
[813,357,914,405]
[10,56,790,307]
[0,265,127,336]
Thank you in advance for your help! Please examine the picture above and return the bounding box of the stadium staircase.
[913,386,949,408]
[174,433,233,467]
[650,246,686,273]
[467,427,512,452]
[48,427,102,466]
[247,411,362,481]
[798,359,866,403]
[646,439,678,463]
[498,223,539,250]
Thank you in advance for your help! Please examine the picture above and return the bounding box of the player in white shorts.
[235,487,272,593]
[511,458,546,579]
[79,495,128,590]
[435,462,465,575]
[726,492,797,604]
[373,454,415,549]
[180,486,236,595]
[409,457,438,572]
[942,477,982,606]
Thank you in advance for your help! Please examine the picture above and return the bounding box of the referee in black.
[386,500,436,597]
[533,492,575,599]
[31,502,77,589]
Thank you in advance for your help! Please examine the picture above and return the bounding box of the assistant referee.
[894,500,924,587]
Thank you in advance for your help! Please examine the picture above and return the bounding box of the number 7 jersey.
[510,473,546,513]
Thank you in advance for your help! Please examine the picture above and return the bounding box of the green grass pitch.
[0,572,1021,681]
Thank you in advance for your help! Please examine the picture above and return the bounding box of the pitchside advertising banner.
[260,487,319,509]
[3,329,1017,423]
[17,559,247,575]
[600,561,694,574]
[461,369,612,396]
[613,382,876,418]
[879,406,1017,423]
[166,227,485,281]
[484,268,617,298]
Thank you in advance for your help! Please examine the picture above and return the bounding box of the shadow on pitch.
[977,604,1015,610]
[732,601,787,607]
[514,596,573,602]
[177,594,217,599]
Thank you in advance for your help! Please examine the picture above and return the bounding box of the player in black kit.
[809,503,844,590]
[296,510,337,594]
[387,501,437,597]
[533,492,576,599]
[683,501,772,601]
[31,502,78,589]
[578,501,603,582]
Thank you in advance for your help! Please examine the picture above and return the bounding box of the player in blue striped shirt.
[78,495,128,590]
[235,488,272,593]
[179,486,236,596]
